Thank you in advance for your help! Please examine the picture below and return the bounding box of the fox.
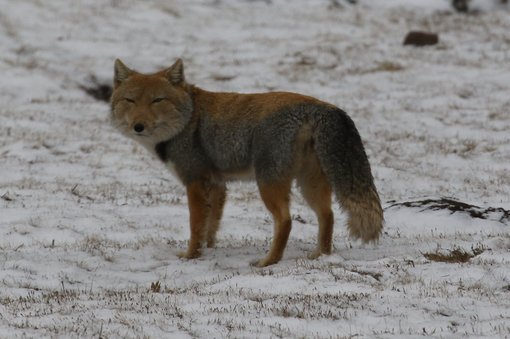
[110,58,384,267]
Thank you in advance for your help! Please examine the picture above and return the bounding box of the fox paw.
[307,248,331,260]
[206,239,216,248]
[249,259,266,268]
[307,249,322,260]
[177,249,201,260]
[250,257,279,268]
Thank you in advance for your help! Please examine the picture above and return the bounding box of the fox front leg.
[205,183,226,248]
[178,181,209,259]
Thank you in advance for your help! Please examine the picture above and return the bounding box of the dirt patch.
[423,245,485,263]
[80,76,112,102]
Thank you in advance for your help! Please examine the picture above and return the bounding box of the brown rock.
[403,31,439,47]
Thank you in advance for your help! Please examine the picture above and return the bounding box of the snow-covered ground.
[1,0,509,337]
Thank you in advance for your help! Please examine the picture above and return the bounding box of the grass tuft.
[150,281,161,293]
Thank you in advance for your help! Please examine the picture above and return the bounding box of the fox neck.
[150,87,199,162]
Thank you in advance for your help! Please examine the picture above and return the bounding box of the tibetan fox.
[110,59,383,266]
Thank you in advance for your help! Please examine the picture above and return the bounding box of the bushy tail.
[313,108,383,243]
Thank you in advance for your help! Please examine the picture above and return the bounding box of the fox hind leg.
[297,153,334,260]
[254,180,292,267]
[301,180,334,260]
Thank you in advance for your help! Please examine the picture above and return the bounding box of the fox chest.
[154,138,214,183]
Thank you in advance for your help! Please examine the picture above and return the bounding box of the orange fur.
[191,88,321,121]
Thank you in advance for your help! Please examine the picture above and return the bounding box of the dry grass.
[423,245,485,263]
[150,281,161,293]
[365,61,405,73]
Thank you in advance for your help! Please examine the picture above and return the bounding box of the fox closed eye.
[123,97,135,103]
[152,97,166,104]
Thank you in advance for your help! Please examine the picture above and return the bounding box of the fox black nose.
[133,123,145,133]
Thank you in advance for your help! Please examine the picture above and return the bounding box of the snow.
[1,0,509,337]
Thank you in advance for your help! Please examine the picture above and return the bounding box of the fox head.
[110,59,193,147]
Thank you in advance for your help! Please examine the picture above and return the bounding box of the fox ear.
[114,59,133,87]
[166,59,185,85]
